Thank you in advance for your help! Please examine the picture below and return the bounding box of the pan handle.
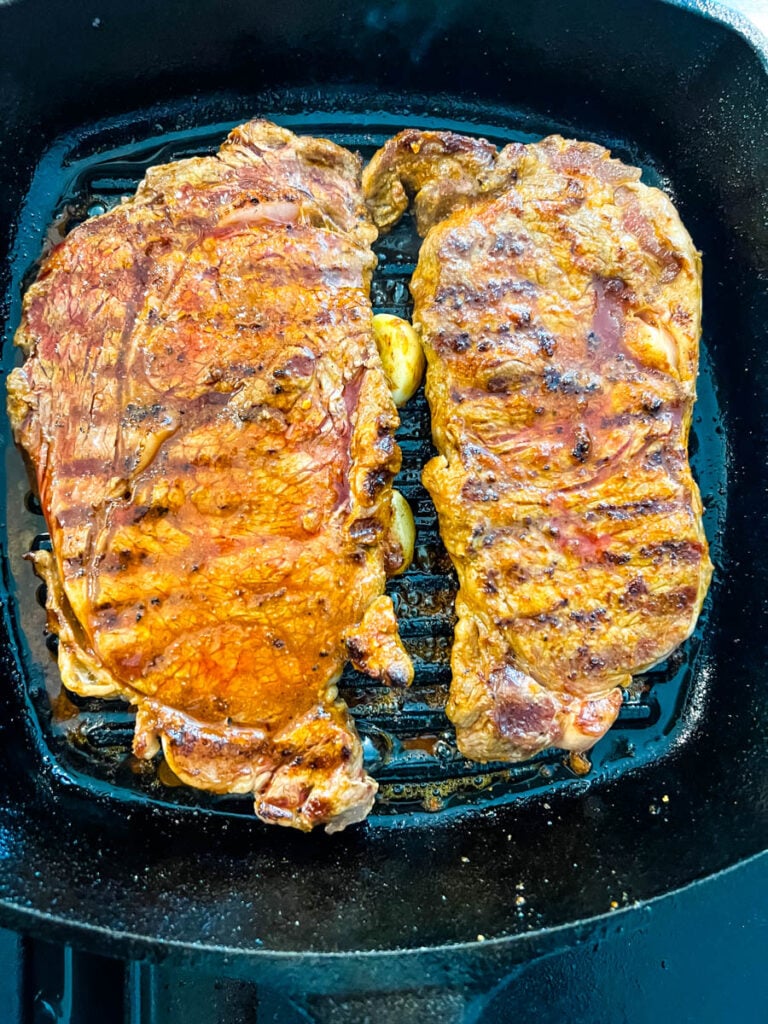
[292,988,471,1024]
[129,959,476,1023]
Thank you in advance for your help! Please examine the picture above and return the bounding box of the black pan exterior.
[0,0,766,991]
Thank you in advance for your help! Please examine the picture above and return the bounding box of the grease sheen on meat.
[9,120,414,832]
[364,131,712,763]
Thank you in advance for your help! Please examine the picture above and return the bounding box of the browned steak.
[364,131,712,763]
[9,120,413,832]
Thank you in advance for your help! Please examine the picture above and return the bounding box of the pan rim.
[0,847,765,984]
[0,0,765,973]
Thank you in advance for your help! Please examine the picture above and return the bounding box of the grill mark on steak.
[11,119,413,833]
[364,129,711,765]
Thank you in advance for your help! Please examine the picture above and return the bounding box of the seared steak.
[9,120,413,831]
[364,131,712,762]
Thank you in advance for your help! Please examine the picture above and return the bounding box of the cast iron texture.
[0,0,766,993]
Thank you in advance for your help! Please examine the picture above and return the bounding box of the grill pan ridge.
[4,108,727,824]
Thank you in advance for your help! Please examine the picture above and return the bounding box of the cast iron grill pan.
[4,108,726,826]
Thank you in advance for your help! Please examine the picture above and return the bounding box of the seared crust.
[365,131,712,762]
[10,120,413,831]
[344,594,415,688]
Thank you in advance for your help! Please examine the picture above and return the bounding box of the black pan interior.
[0,0,766,992]
[5,110,725,825]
